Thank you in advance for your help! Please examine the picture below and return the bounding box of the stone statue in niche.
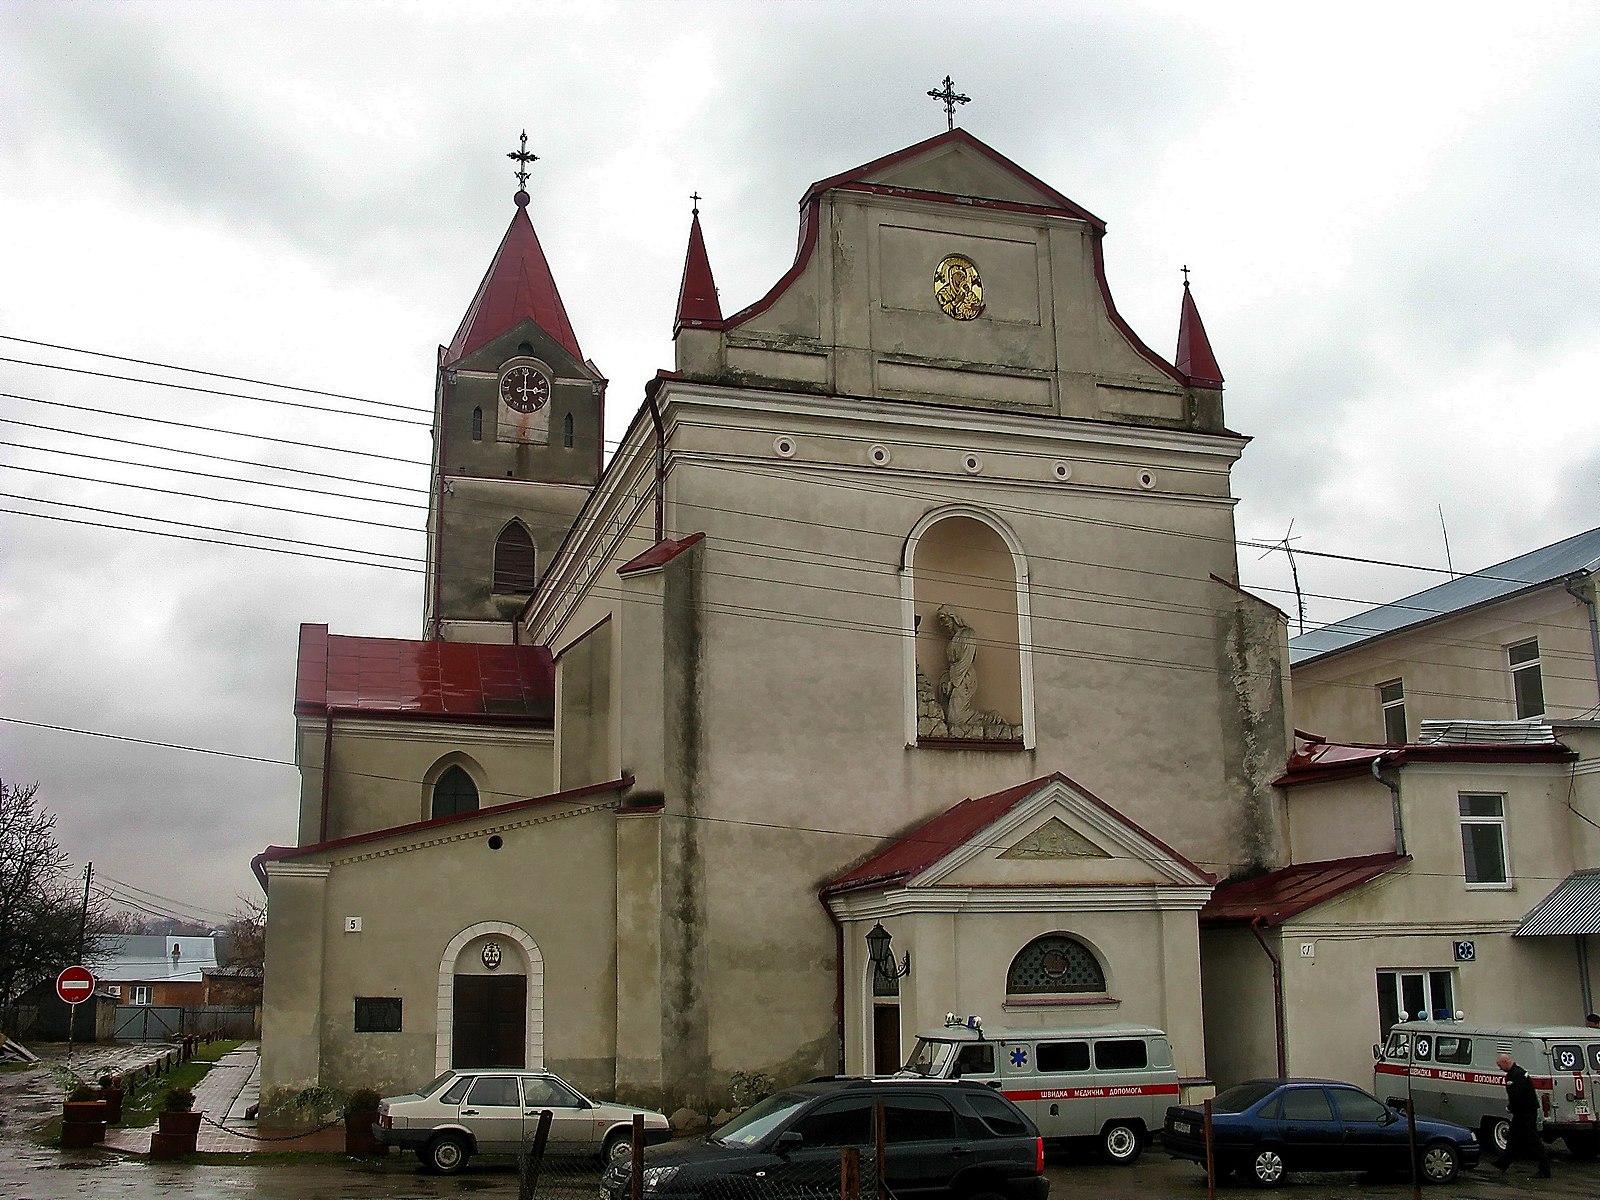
[916,606,1022,741]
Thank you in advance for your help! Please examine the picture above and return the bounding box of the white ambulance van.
[897,1014,1181,1164]
[1373,1019,1600,1160]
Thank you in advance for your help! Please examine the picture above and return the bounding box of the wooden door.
[452,974,527,1067]
[873,1003,901,1075]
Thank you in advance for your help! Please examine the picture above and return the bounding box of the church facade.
[258,128,1291,1117]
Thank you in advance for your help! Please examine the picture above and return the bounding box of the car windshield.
[902,1039,957,1077]
[710,1091,813,1146]
[1211,1082,1281,1113]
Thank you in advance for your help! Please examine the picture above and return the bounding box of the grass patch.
[116,1041,242,1129]
[192,1038,244,1064]
[1,1060,38,1074]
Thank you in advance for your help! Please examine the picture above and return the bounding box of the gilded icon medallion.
[934,254,985,320]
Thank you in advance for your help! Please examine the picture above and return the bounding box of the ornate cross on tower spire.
[507,130,539,204]
[927,76,971,131]
[1181,264,1191,286]
[690,191,702,216]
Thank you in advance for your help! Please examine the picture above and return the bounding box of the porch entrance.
[873,1002,902,1075]
[452,974,527,1068]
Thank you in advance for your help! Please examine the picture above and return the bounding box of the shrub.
[163,1085,195,1112]
[68,1082,97,1102]
[345,1088,382,1115]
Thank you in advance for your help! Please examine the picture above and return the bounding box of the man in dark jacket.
[1493,1052,1551,1177]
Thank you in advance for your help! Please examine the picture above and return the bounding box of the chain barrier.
[196,1110,346,1141]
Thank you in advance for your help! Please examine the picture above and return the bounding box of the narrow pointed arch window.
[492,523,535,593]
[563,413,574,448]
[432,766,479,819]
[471,407,483,441]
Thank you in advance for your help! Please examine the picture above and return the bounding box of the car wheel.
[424,1132,471,1175]
[1100,1121,1143,1165]
[602,1131,633,1163]
[1249,1146,1287,1187]
[1482,1117,1511,1155]
[1564,1132,1600,1161]
[1419,1139,1459,1185]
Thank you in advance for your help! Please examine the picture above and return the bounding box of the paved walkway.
[103,1042,346,1154]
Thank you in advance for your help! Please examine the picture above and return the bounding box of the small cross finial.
[927,75,971,131]
[690,191,702,216]
[507,129,539,197]
[1181,264,1191,286]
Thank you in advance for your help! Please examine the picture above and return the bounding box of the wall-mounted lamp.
[865,922,910,980]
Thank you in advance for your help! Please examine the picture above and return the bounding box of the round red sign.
[55,965,96,1005]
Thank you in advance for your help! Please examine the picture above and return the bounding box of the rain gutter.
[1372,756,1406,857]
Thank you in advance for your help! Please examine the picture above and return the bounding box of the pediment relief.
[1000,817,1109,861]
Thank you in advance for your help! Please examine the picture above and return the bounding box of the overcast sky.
[2,0,1597,920]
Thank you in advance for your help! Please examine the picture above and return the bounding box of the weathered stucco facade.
[260,129,1291,1117]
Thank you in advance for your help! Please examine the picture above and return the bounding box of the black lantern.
[865,922,910,979]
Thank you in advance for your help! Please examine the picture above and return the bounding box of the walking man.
[1493,1052,1551,1178]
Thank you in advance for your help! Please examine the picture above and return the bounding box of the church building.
[257,124,1292,1117]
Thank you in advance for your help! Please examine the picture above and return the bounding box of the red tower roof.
[674,206,723,332]
[1175,281,1223,389]
[444,198,582,367]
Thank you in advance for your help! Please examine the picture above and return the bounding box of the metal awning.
[1515,870,1600,936]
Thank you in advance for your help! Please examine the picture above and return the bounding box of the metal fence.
[113,1004,257,1041]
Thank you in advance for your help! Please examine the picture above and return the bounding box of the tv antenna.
[1258,520,1306,635]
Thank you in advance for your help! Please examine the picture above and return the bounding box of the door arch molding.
[435,921,545,1073]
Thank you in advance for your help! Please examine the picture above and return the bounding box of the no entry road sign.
[55,965,96,1005]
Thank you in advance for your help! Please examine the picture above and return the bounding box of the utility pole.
[77,862,92,961]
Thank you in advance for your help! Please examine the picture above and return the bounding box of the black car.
[601,1077,1048,1200]
[1163,1079,1481,1187]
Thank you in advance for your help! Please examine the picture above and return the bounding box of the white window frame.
[1379,680,1406,744]
[1377,968,1457,1033]
[1508,639,1544,719]
[131,984,151,1005]
[1458,792,1512,889]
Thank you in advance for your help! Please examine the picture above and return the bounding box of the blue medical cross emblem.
[1010,1047,1028,1067]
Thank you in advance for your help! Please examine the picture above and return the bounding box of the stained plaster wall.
[293,718,554,844]
[261,802,621,1111]
[1292,588,1600,742]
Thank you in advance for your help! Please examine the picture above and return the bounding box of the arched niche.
[435,922,545,1073]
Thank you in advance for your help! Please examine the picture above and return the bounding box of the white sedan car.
[377,1069,672,1174]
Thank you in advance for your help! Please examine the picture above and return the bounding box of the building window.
[492,523,536,593]
[1509,640,1544,718]
[1379,680,1406,744]
[131,985,150,1005]
[354,997,403,1033]
[471,407,483,441]
[1006,934,1106,995]
[1377,969,1454,1035]
[432,766,479,819]
[1459,793,1510,886]
[563,412,574,448]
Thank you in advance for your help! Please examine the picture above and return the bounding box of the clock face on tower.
[499,365,550,413]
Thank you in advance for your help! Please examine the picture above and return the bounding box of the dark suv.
[600,1077,1048,1200]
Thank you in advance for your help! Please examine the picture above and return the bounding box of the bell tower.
[423,134,606,642]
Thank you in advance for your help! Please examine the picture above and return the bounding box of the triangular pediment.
[918,776,1213,890]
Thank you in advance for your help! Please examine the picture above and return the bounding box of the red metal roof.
[1201,853,1409,926]
[674,209,722,332]
[823,772,1213,897]
[1277,733,1573,787]
[1175,281,1223,389]
[444,199,582,367]
[294,624,553,722]
[617,532,705,576]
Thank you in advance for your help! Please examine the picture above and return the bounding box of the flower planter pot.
[150,1131,195,1160]
[152,1107,203,1157]
[60,1100,108,1148]
[95,1087,125,1123]
[345,1111,382,1156]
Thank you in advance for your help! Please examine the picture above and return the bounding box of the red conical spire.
[1175,274,1223,389]
[445,195,583,367]
[674,198,722,333]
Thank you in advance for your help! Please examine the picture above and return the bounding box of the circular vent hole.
[1138,470,1156,489]
[773,436,796,458]
[869,444,891,466]
[963,454,982,474]
[1053,462,1072,481]
[487,835,503,850]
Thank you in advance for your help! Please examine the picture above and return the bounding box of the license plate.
[1173,1121,1193,1136]
[1576,1104,1592,1117]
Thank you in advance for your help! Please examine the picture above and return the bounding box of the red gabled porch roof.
[1200,853,1409,927]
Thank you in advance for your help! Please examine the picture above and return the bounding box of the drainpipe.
[819,890,846,1075]
[319,710,335,843]
[1250,918,1287,1078]
[1579,936,1595,1017]
[1372,756,1406,857]
[644,382,666,543]
[1565,573,1600,708]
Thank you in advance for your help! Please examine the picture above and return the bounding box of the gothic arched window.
[432,766,479,819]
[471,407,483,441]
[492,523,535,593]
[1006,934,1105,995]
[563,413,574,448]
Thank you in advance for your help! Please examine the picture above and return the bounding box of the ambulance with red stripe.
[1374,1020,1600,1160]
[898,1014,1179,1164]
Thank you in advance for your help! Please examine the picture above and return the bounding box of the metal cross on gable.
[507,129,539,191]
[927,76,971,131]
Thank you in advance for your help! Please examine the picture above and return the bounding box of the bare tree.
[0,780,106,1018]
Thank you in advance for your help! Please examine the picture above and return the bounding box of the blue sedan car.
[1164,1079,1480,1187]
